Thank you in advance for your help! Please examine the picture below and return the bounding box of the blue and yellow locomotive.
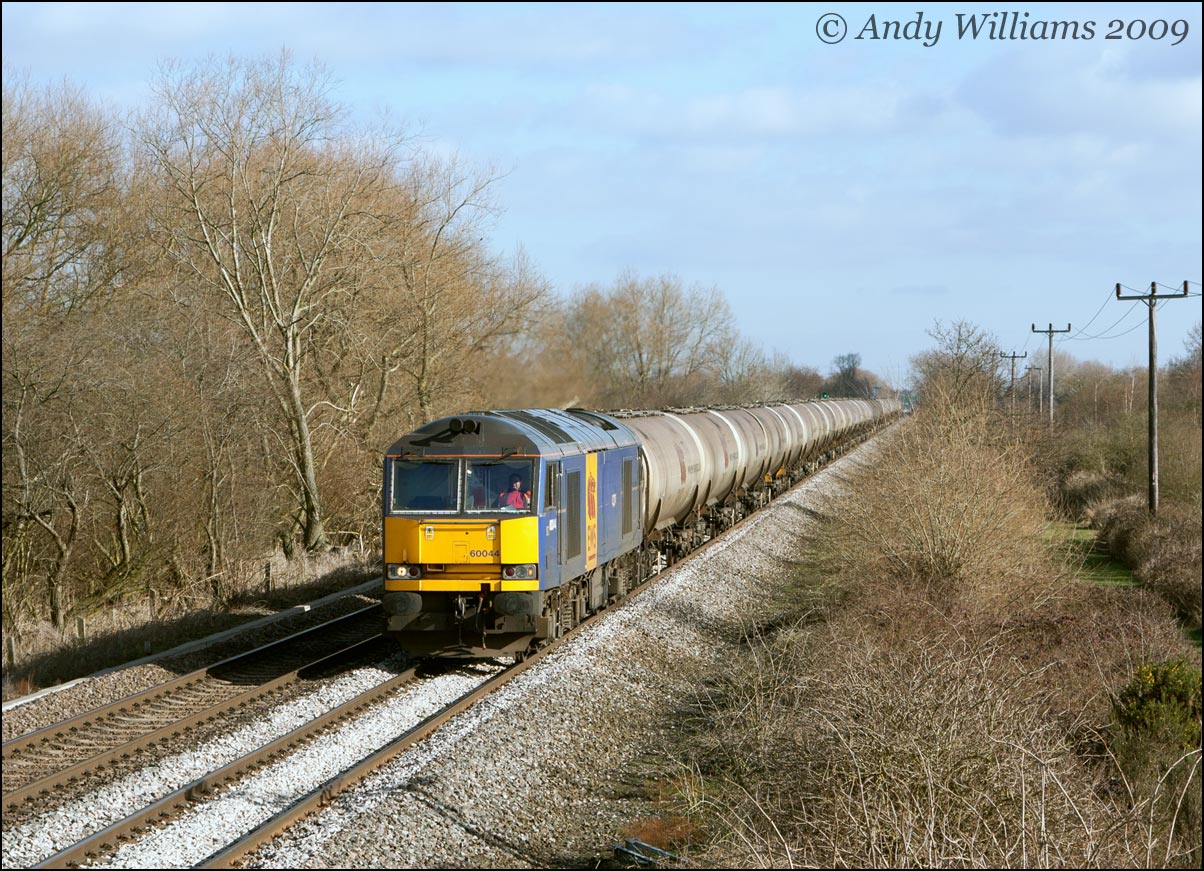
[382,399,901,659]
[382,408,643,658]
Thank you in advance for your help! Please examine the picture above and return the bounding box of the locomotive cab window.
[389,459,459,513]
[465,460,535,513]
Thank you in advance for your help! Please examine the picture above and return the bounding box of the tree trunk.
[288,374,328,551]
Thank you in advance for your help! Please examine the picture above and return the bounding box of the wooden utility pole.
[1114,281,1190,516]
[1025,365,1042,414]
[1031,323,1071,427]
[1000,351,1027,413]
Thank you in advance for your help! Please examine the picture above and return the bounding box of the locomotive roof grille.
[564,408,620,431]
[508,410,576,444]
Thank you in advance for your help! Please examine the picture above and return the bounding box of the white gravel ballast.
[3,440,875,869]
[242,448,868,870]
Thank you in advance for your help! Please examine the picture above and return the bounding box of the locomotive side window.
[390,459,459,512]
[465,460,535,513]
[544,461,560,510]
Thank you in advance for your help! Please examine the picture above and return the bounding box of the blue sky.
[4,2,1201,384]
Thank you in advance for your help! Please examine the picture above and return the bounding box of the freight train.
[381,399,900,659]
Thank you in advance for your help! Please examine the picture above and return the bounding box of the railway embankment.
[2,555,379,705]
[651,401,1201,868]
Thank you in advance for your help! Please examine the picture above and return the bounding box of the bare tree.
[371,164,548,423]
[827,352,874,398]
[3,76,129,631]
[139,53,407,551]
[778,360,825,400]
[3,354,87,631]
[910,320,1004,411]
[2,73,127,319]
[565,271,734,407]
[1168,320,1201,422]
[709,341,816,404]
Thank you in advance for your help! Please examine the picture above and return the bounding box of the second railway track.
[2,605,386,816]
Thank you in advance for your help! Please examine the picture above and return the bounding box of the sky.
[3,2,1201,385]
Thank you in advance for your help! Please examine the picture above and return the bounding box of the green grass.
[1049,522,1139,587]
[1049,523,1198,648]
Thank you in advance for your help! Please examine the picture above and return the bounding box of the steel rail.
[3,603,383,811]
[33,657,421,870]
[195,428,896,868]
[6,633,387,813]
[27,420,898,868]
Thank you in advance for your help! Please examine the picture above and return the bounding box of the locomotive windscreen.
[389,459,459,512]
[465,460,535,512]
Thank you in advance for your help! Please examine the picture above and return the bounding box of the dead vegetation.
[657,323,1201,868]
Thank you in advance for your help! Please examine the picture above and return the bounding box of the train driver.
[498,474,531,510]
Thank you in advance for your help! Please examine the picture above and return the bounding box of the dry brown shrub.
[816,404,1060,622]
[1062,469,1123,519]
[1095,498,1203,629]
[621,814,704,853]
[1154,414,1203,509]
[1096,497,1155,566]
[1131,504,1203,629]
[682,617,1152,869]
[670,397,1201,869]
[998,583,1196,737]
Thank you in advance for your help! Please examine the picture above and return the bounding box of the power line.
[1064,284,1126,341]
[1048,281,1200,347]
[1061,300,1143,341]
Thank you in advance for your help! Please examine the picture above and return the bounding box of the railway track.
[17,535,701,869]
[25,481,804,869]
[9,428,891,868]
[2,605,385,816]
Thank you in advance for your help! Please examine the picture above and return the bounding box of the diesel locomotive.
[382,399,900,659]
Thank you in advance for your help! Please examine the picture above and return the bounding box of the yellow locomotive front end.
[383,514,540,592]
[382,447,547,657]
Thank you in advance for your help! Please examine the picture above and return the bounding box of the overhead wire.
[1047,280,1201,347]
[1060,300,1143,342]
[1018,280,1198,376]
[1063,284,1125,341]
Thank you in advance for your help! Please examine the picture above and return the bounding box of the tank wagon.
[382,399,899,658]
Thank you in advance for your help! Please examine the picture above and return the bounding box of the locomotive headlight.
[386,564,422,580]
[502,564,537,580]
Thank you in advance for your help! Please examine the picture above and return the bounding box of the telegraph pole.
[1114,281,1190,516]
[1025,365,1042,414]
[1000,351,1027,413]
[1031,323,1071,427]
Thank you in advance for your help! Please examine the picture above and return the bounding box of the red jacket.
[498,489,530,509]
